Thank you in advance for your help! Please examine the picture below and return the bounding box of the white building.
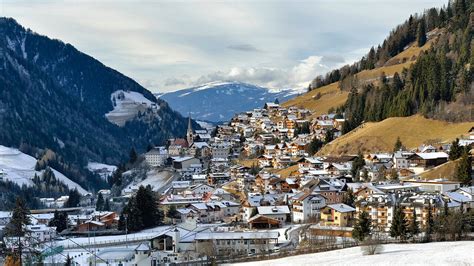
[145,147,168,167]
[257,206,290,225]
[291,193,326,223]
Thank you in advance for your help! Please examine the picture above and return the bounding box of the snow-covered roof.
[413,152,448,160]
[257,205,290,215]
[194,231,279,240]
[326,203,356,213]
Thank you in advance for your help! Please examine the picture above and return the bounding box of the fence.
[61,235,153,249]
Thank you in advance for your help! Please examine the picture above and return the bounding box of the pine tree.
[324,129,334,143]
[408,208,420,239]
[4,198,31,264]
[393,136,403,152]
[351,152,365,178]
[5,197,31,237]
[390,205,408,240]
[120,185,163,232]
[342,188,356,207]
[64,189,81,207]
[425,202,434,242]
[455,150,472,185]
[167,205,179,220]
[49,211,68,233]
[416,20,427,47]
[352,211,372,241]
[449,138,462,160]
[96,193,104,211]
[65,254,72,266]
[129,147,138,164]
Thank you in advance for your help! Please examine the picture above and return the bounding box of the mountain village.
[1,0,474,265]
[1,101,472,265]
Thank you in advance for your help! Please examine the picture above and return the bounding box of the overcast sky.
[2,0,446,92]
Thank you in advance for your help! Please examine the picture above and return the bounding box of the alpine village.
[0,0,474,265]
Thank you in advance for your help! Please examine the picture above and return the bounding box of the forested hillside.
[0,18,195,191]
[305,0,473,132]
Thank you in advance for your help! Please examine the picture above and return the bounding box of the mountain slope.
[0,17,193,190]
[0,145,87,194]
[317,115,472,155]
[283,34,437,118]
[160,81,300,122]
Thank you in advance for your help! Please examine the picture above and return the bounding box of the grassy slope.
[318,115,472,155]
[419,159,458,180]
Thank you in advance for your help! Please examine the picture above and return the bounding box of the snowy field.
[122,169,174,193]
[105,90,157,126]
[229,241,474,266]
[0,145,87,194]
[87,162,117,180]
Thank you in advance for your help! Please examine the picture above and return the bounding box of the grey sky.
[2,0,446,92]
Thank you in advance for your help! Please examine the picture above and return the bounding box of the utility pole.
[124,214,128,248]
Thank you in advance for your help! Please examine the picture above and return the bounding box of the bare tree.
[361,232,385,255]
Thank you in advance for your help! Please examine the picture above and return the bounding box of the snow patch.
[105,90,158,126]
[0,145,88,194]
[87,162,117,181]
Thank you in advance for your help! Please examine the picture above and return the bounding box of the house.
[407,152,448,169]
[76,220,106,232]
[189,142,211,157]
[27,224,57,242]
[211,143,231,159]
[256,206,290,225]
[189,184,214,195]
[291,192,326,223]
[320,203,355,227]
[393,150,414,169]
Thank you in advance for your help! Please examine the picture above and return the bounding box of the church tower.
[186,115,193,146]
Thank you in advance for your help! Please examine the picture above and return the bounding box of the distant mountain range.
[159,81,302,122]
[0,17,195,190]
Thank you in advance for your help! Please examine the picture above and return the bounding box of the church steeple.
[187,114,193,146]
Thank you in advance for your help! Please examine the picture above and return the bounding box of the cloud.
[227,44,261,52]
[189,54,347,90]
[164,77,187,86]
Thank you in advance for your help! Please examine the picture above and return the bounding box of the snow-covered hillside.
[87,162,117,181]
[229,241,474,266]
[159,81,302,122]
[105,90,159,126]
[122,169,174,194]
[0,145,88,194]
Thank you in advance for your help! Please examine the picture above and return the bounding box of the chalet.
[407,152,448,168]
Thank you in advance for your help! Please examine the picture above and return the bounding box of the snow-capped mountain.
[159,81,301,122]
